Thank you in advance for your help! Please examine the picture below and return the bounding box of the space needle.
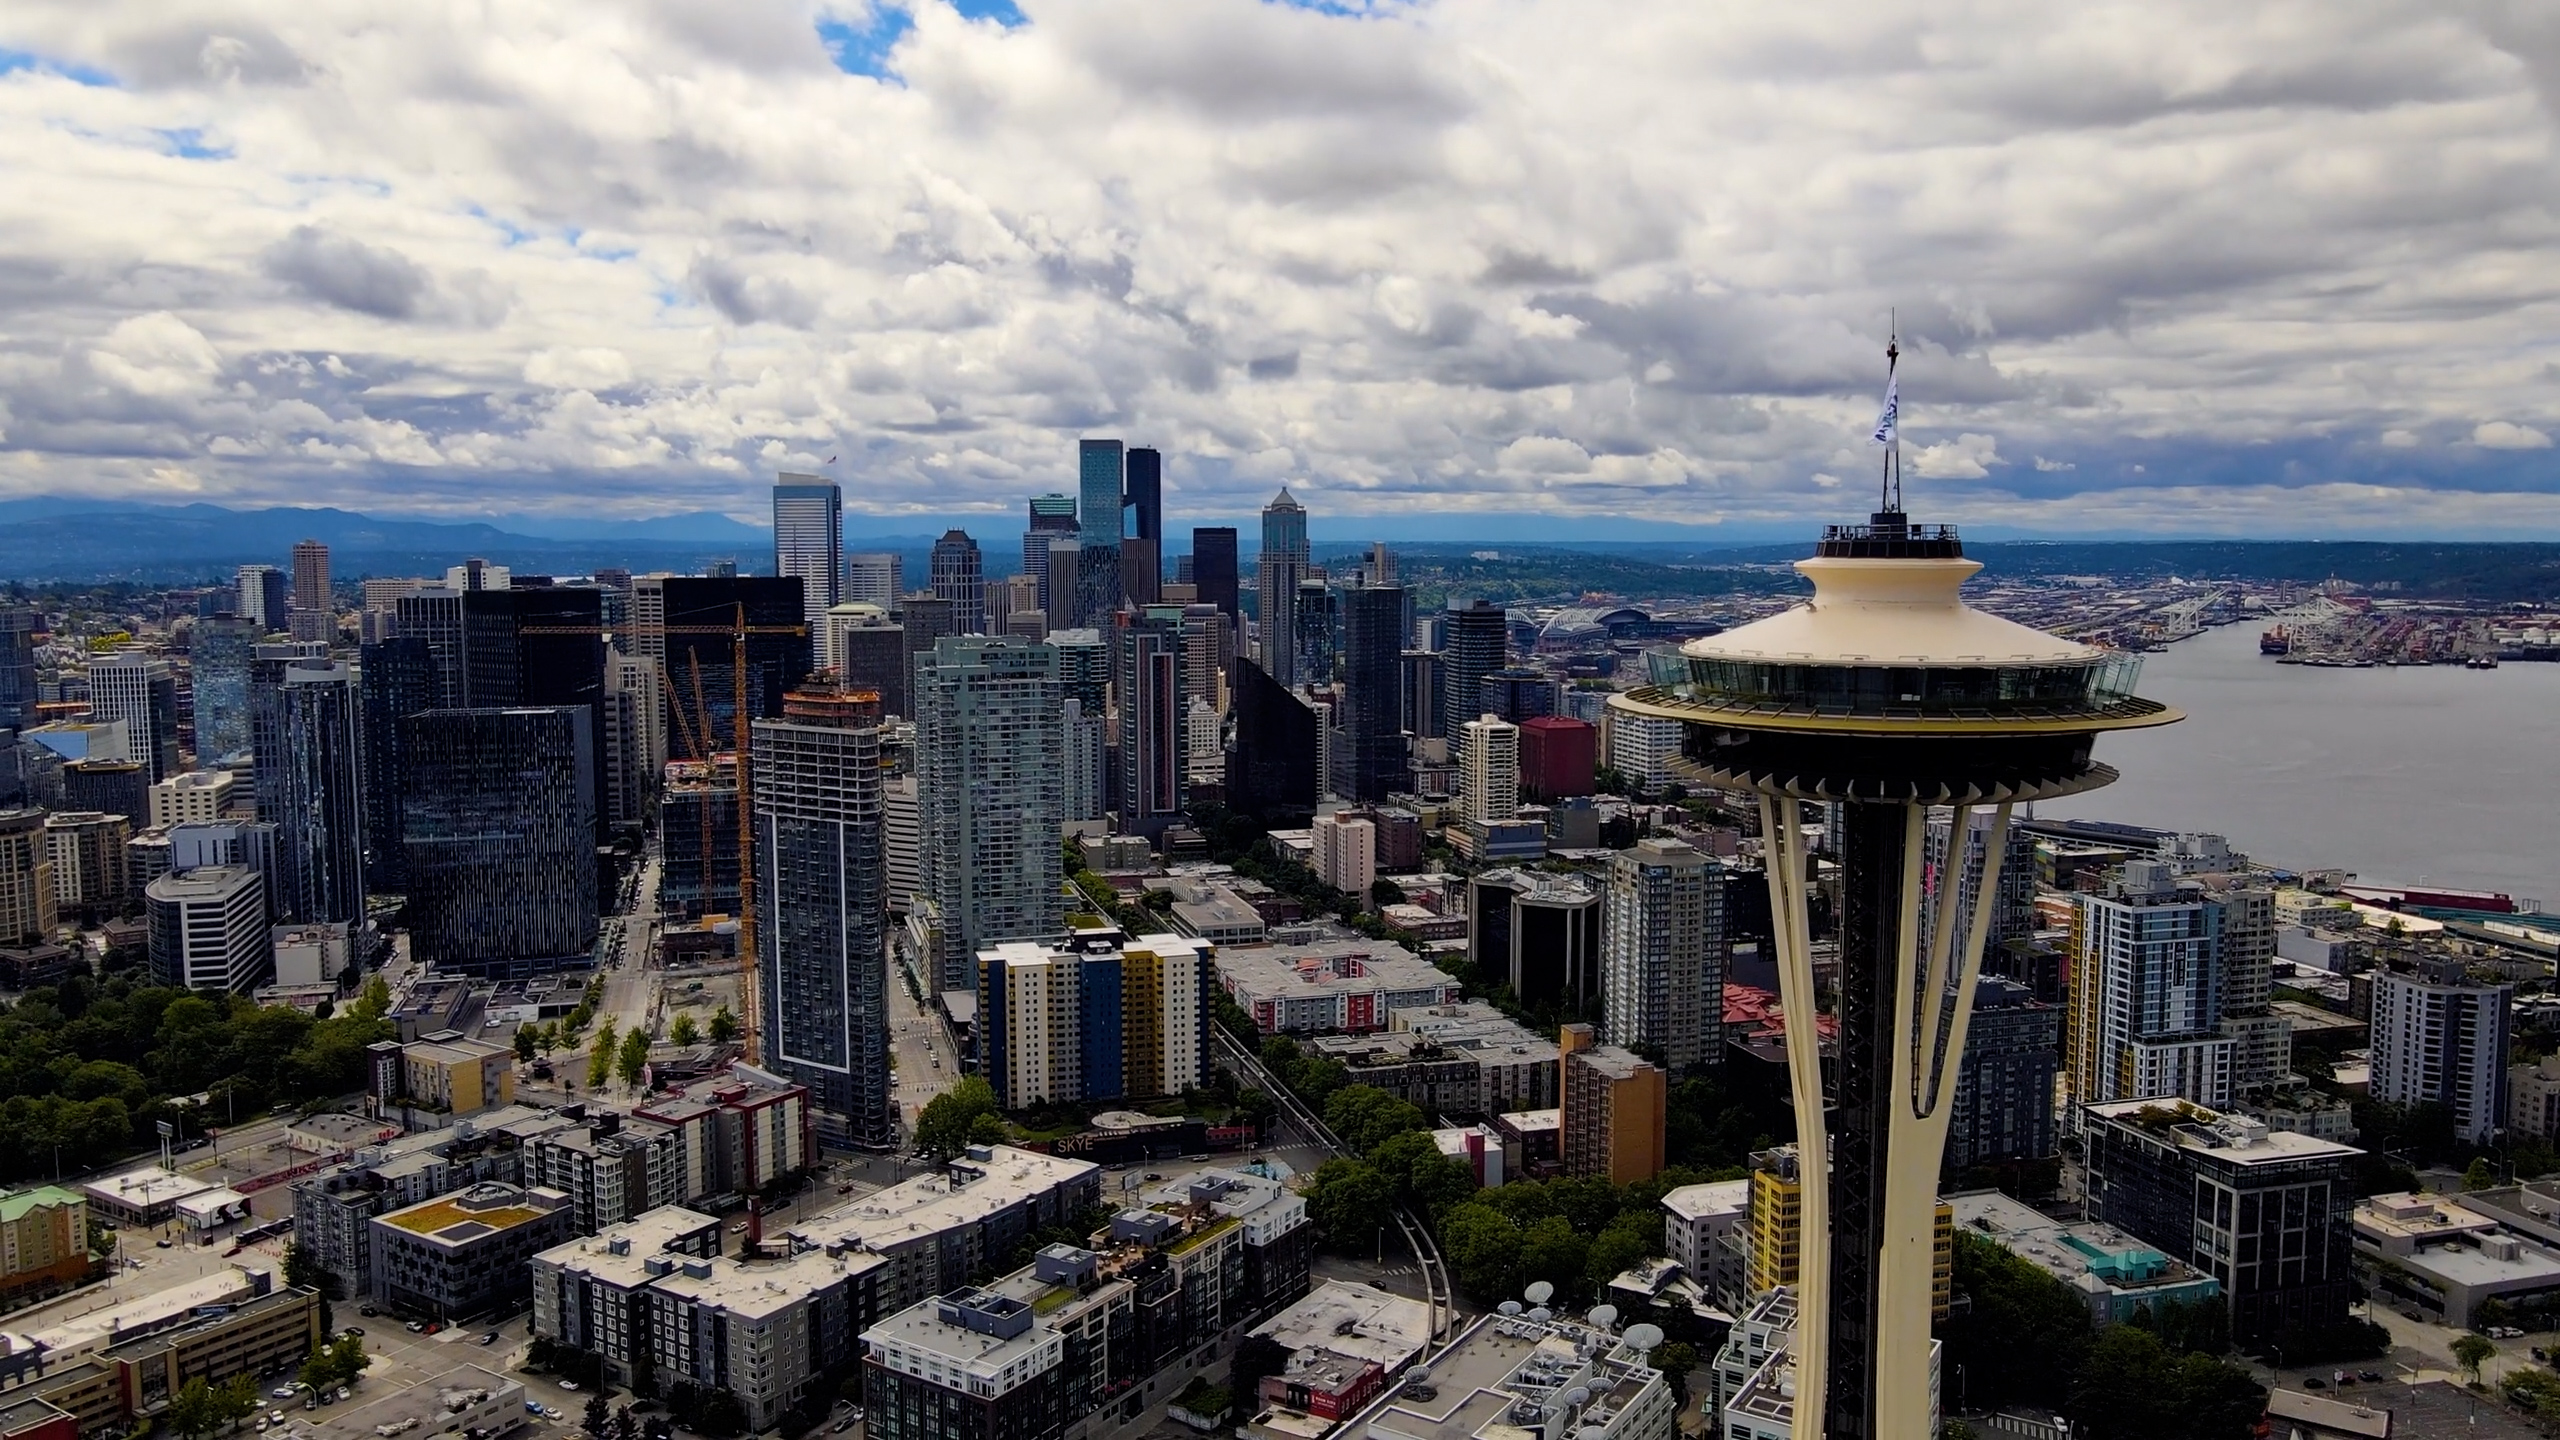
[1607,336,2181,1440]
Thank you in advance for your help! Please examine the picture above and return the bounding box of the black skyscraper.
[253,659,367,926]
[1337,584,1408,801]
[394,590,466,708]
[658,576,811,755]
[1439,599,1507,751]
[463,587,607,843]
[402,706,597,977]
[1227,658,1320,824]
[1190,528,1239,619]
[1124,447,1162,541]
[0,605,38,733]
[360,637,437,893]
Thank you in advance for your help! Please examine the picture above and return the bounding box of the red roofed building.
[1517,717,1597,801]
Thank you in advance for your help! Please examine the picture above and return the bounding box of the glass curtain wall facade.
[400,707,597,976]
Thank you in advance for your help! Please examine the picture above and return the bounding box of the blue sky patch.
[818,10,916,80]
[153,127,232,161]
[0,47,117,87]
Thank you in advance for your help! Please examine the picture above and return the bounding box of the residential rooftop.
[796,1147,1097,1255]
[377,1184,568,1242]
[531,1208,721,1288]
[648,1247,881,1321]
[2083,1098,2364,1164]
[1249,1281,1434,1372]
[1661,1180,1750,1222]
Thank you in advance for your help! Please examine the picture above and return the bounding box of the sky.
[2,0,2558,540]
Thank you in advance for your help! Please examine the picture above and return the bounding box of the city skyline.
[2,5,2558,539]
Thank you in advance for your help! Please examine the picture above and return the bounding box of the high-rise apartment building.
[753,683,892,1147]
[1254,490,1309,686]
[1948,977,2062,1168]
[238,564,290,633]
[146,864,267,992]
[1061,698,1106,824]
[1334,581,1406,801]
[150,770,235,829]
[1040,535,1081,623]
[0,809,55,945]
[358,636,437,894]
[0,604,37,733]
[87,651,179,781]
[2212,887,2288,1093]
[401,707,597,977]
[845,554,903,610]
[772,475,844,630]
[1559,1022,1666,1184]
[2066,861,2236,1112]
[1459,713,1519,828]
[1074,439,1125,625]
[2368,959,2511,1146]
[1113,612,1186,839]
[251,659,366,925]
[978,931,1212,1108]
[44,811,129,911]
[1191,527,1239,620]
[915,638,1063,994]
[1311,812,1375,899]
[1439,601,1506,754]
[930,530,986,636]
[1517,716,1597,800]
[290,539,333,642]
[190,612,262,767]
[1603,838,1725,1070]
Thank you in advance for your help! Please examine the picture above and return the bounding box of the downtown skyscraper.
[290,539,333,642]
[930,529,986,635]
[1254,488,1309,687]
[772,474,844,630]
[251,657,367,925]
[402,705,597,977]
[915,636,1064,993]
[753,682,893,1147]
[1439,599,1507,754]
[88,650,180,782]
[1074,439,1124,625]
[1602,837,1726,1070]
[1113,611,1186,840]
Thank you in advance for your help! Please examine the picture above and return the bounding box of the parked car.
[559,1381,580,1392]
[2303,1378,2327,1390]
[343,1327,364,1338]
[2358,1371,2385,1383]
[359,1305,379,1317]
[405,1321,426,1333]
[272,1387,297,1400]
[479,1332,498,1346]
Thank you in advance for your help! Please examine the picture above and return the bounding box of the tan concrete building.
[1558,1023,1665,1184]
[0,811,54,946]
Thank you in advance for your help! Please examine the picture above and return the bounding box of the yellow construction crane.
[520,606,809,1068]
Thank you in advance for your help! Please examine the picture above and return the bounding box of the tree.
[914,1077,1000,1160]
[2453,1332,2496,1383]
[167,1377,220,1440]
[1650,1341,1699,1406]
[2465,1157,2496,1192]
[1304,1158,1395,1251]
[282,1241,339,1299]
[669,1013,700,1046]
[1323,1085,1426,1155]
[708,1006,739,1043]
[616,1027,650,1089]
[587,1019,618,1088]
[513,1026,538,1063]
[2067,1326,2264,1440]
[213,1376,259,1431]
[583,1395,610,1435]
[86,1218,115,1259]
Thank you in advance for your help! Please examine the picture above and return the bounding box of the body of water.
[2039,622,2560,906]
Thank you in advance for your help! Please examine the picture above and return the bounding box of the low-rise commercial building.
[1715,1287,1937,1440]
[2366,1184,2560,1331]
[18,1280,320,1437]
[1344,1309,1676,1440]
[1948,1189,2222,1326]
[369,1183,575,1320]
[1304,1004,1558,1119]
[1661,1180,1750,1311]
[1214,943,1461,1036]
[863,1285,1064,1440]
[365,1035,515,1122]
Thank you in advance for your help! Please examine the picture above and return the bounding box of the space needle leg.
[1759,793,1829,1440]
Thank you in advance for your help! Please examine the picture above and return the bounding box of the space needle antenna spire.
[1875,312,1902,518]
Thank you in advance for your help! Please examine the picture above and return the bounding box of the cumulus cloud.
[1912,433,2003,480]
[2473,420,2553,450]
[0,0,2555,533]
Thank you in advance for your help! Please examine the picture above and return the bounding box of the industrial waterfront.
[2041,620,2560,906]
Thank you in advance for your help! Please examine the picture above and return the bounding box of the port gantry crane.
[520,604,810,1068]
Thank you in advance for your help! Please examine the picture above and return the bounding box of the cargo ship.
[2260,625,2291,655]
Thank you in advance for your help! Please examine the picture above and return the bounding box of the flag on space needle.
[1870,372,1899,447]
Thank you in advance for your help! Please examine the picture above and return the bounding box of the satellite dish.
[1563,1388,1591,1410]
[1498,1301,1523,1316]
[1587,1305,1620,1328]
[1623,1323,1664,1352]
[1524,1281,1556,1304]
[1528,1307,1553,1322]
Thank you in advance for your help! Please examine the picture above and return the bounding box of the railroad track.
[1214,1029,1453,1354]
